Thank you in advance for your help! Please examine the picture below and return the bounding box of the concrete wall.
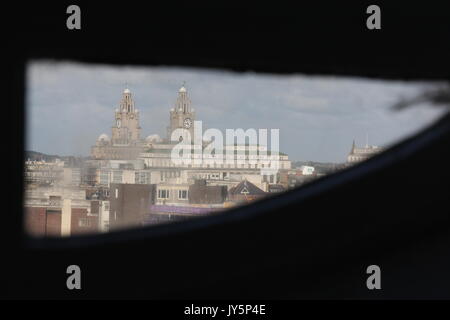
[109,183,156,231]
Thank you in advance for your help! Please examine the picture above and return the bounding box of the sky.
[26,60,447,163]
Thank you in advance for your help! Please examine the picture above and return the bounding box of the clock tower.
[111,88,141,145]
[167,84,196,142]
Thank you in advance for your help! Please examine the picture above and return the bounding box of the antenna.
[366,133,369,148]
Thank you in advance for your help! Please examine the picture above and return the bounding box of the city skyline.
[26,60,446,162]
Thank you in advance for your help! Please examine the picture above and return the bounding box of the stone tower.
[111,88,141,145]
[167,84,196,142]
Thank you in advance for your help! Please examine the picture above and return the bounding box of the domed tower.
[166,83,196,142]
[146,134,162,144]
[111,88,141,145]
[96,133,110,146]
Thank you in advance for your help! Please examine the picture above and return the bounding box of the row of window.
[100,171,151,185]
[157,189,188,200]
[148,161,286,169]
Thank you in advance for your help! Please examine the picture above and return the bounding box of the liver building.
[91,84,196,160]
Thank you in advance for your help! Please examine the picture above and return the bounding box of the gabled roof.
[229,179,266,196]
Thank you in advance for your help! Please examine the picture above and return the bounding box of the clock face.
[183,118,192,129]
[116,119,121,128]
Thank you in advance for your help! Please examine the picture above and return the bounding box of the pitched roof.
[229,179,266,196]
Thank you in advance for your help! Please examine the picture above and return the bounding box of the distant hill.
[25,151,60,162]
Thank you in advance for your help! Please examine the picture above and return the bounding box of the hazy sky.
[26,60,446,162]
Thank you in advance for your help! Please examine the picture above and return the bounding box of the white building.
[299,165,315,175]
[24,159,65,185]
[97,200,110,233]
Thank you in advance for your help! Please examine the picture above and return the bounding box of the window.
[48,196,61,206]
[100,170,110,185]
[78,218,91,227]
[135,172,149,184]
[178,190,188,200]
[113,170,123,183]
[158,189,170,199]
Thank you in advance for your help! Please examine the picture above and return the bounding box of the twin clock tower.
[92,84,197,160]
[111,88,141,145]
[167,85,196,142]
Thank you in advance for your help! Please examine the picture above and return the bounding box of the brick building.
[188,180,227,204]
[24,186,99,237]
[109,183,156,231]
[24,202,98,237]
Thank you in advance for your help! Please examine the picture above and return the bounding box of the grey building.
[109,183,156,231]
